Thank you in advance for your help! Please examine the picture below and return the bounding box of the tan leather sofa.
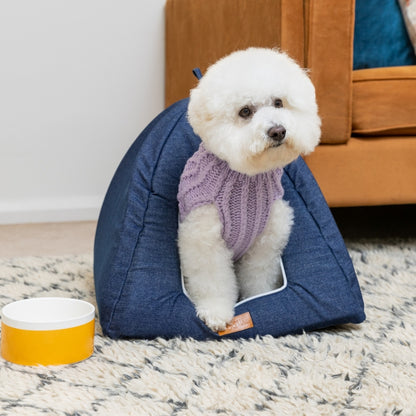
[165,0,416,207]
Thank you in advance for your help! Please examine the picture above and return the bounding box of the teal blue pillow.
[354,0,416,69]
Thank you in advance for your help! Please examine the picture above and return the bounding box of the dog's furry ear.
[187,88,199,125]
[189,86,200,104]
[187,87,217,140]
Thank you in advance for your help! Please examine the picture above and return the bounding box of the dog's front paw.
[196,300,235,331]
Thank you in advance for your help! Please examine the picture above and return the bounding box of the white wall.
[0,0,166,224]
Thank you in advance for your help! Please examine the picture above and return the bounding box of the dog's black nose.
[267,125,286,143]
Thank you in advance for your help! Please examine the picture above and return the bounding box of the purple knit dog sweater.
[177,144,284,261]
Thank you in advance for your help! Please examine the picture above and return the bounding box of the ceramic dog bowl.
[1,297,95,366]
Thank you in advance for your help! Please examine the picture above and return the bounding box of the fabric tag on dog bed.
[217,312,254,336]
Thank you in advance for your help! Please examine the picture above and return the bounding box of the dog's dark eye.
[274,98,283,108]
[239,106,252,119]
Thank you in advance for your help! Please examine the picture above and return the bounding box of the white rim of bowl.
[1,297,95,331]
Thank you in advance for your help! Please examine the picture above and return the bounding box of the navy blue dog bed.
[94,98,365,340]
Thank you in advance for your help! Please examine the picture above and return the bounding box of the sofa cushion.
[352,66,416,136]
[353,0,416,70]
[304,137,416,207]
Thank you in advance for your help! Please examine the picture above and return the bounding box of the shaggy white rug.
[0,239,415,415]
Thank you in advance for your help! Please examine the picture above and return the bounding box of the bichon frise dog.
[177,48,321,331]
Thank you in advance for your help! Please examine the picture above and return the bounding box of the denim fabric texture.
[94,98,365,340]
[353,0,416,69]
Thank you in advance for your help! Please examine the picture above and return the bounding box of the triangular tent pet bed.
[94,98,365,340]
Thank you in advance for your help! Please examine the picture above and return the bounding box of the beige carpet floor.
[0,238,415,415]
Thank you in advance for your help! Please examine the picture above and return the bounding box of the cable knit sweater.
[177,144,284,261]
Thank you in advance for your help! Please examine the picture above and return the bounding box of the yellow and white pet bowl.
[1,297,95,366]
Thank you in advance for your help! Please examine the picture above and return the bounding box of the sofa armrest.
[306,0,355,143]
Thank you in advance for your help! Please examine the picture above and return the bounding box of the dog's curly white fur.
[178,48,321,331]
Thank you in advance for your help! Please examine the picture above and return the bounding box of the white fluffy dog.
[177,48,321,331]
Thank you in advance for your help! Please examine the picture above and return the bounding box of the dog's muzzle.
[267,125,286,147]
